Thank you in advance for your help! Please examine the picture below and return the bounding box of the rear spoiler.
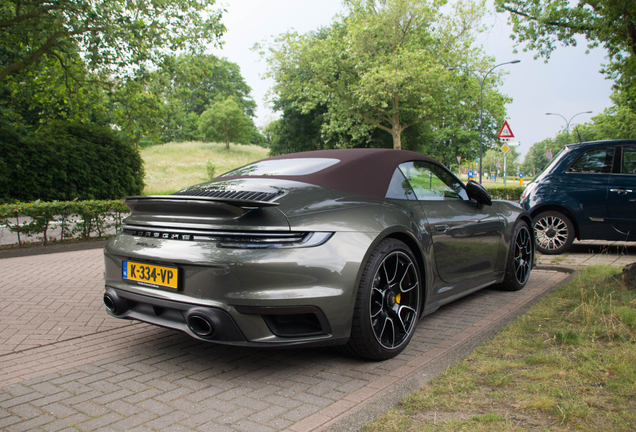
[124,195,279,219]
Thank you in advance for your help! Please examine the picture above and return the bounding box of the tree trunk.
[392,96,401,150]
[392,129,402,150]
[226,140,230,150]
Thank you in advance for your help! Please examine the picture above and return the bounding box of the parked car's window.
[221,158,339,177]
[567,147,614,174]
[398,161,468,201]
[622,146,636,175]
[386,168,416,200]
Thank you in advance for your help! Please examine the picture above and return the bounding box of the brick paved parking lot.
[0,246,611,431]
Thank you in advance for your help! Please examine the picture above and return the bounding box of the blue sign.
[468,170,474,178]
[519,173,524,178]
[476,157,479,164]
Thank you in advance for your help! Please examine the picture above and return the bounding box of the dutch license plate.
[122,260,178,290]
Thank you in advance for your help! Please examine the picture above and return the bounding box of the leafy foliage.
[495,0,636,111]
[266,102,329,155]
[151,54,257,144]
[0,0,227,143]
[0,0,225,81]
[0,122,144,203]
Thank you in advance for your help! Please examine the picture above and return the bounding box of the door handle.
[610,188,633,195]
[434,224,450,233]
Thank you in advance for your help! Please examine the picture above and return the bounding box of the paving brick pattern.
[0,249,133,356]
[0,247,577,431]
[535,240,635,269]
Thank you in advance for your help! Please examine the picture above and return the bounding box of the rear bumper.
[104,286,346,347]
[103,230,377,346]
[104,286,246,342]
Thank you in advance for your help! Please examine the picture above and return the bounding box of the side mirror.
[466,180,492,206]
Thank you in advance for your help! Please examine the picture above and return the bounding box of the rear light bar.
[123,227,333,249]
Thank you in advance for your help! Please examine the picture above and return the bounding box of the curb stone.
[0,240,107,259]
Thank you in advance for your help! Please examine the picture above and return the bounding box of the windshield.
[221,158,340,177]
[533,147,570,183]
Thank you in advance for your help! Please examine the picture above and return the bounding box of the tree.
[0,0,225,139]
[265,100,329,155]
[0,44,109,127]
[109,78,166,149]
[150,54,257,143]
[0,0,225,82]
[495,0,636,110]
[263,0,506,150]
[584,92,636,139]
[198,97,254,150]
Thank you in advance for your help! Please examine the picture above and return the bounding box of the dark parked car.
[520,140,636,254]
[103,149,533,360]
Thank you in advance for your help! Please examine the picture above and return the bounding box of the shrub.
[0,122,145,203]
[0,200,129,245]
[486,186,525,201]
[206,161,217,180]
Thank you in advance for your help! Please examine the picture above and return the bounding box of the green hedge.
[0,200,129,246]
[0,122,144,203]
[485,186,524,201]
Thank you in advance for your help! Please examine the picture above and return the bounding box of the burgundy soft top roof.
[220,148,439,198]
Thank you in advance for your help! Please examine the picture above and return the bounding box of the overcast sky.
[211,0,614,157]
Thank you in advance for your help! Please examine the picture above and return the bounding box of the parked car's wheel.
[498,220,533,291]
[533,211,575,255]
[343,239,420,360]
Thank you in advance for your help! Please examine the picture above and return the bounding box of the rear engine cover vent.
[172,189,280,202]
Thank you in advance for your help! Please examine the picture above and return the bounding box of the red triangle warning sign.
[498,121,514,138]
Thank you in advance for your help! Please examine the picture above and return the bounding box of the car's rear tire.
[342,239,421,361]
[533,211,575,255]
[497,220,533,291]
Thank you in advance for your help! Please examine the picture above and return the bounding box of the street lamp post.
[545,111,593,144]
[449,60,520,184]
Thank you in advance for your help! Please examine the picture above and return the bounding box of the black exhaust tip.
[104,290,130,316]
[104,293,119,314]
[187,314,214,337]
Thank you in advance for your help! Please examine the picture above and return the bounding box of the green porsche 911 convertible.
[103,148,533,360]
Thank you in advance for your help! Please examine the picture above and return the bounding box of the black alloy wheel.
[343,239,421,360]
[498,220,533,291]
[369,250,419,350]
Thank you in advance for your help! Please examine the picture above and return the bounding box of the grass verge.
[141,141,269,195]
[364,265,636,432]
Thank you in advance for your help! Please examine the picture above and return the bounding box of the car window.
[398,161,468,201]
[220,158,339,177]
[385,168,416,200]
[568,147,614,173]
[622,146,636,175]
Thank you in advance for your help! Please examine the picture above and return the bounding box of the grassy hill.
[141,141,269,195]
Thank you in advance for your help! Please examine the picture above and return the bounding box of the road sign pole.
[504,153,507,187]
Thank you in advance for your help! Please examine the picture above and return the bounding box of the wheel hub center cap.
[546,228,556,238]
[386,292,397,308]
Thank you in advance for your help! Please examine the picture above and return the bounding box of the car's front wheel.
[533,211,575,254]
[343,239,421,361]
